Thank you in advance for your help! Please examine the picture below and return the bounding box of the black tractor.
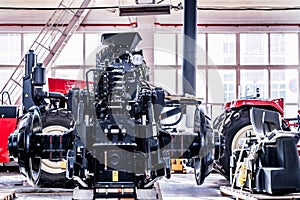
[8,32,214,199]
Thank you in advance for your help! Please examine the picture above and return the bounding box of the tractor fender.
[230,98,284,116]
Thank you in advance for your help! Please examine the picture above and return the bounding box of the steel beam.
[182,0,197,96]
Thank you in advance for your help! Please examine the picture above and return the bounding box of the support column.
[182,0,197,96]
[137,16,155,82]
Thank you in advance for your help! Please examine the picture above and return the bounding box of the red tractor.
[213,88,294,180]
[0,92,18,165]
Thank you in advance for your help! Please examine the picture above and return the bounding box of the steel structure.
[0,0,93,104]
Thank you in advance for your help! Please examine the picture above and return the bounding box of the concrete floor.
[0,171,73,200]
[159,172,231,200]
[0,169,232,199]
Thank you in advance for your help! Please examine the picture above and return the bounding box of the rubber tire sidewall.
[219,108,251,179]
[37,109,74,188]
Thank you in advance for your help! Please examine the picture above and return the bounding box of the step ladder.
[0,0,93,105]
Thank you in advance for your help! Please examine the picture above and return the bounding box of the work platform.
[0,170,231,200]
[5,169,299,199]
[0,189,15,200]
[220,186,300,200]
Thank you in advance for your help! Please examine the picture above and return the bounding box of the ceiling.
[0,0,300,32]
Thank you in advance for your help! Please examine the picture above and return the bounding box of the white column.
[136,16,155,82]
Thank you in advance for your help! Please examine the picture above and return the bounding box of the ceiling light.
[136,0,156,4]
[119,4,171,16]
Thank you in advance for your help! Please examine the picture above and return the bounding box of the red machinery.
[0,78,86,164]
[213,92,296,179]
[48,78,86,94]
[0,92,18,163]
[225,98,284,116]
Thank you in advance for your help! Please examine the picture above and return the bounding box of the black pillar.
[182,0,197,96]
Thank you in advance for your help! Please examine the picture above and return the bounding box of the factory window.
[271,70,286,100]
[53,68,83,79]
[270,33,298,65]
[1,31,300,117]
[271,70,298,103]
[285,105,299,118]
[25,33,84,65]
[196,34,206,65]
[240,70,268,99]
[24,33,72,63]
[85,33,105,66]
[240,34,268,65]
[24,34,38,55]
[207,69,236,119]
[207,69,236,103]
[271,83,286,99]
[0,68,14,89]
[195,69,206,99]
[177,69,206,98]
[177,34,206,65]
[223,70,236,102]
[154,68,177,94]
[154,34,176,65]
[55,34,83,65]
[24,33,50,62]
[208,34,236,65]
[0,34,21,65]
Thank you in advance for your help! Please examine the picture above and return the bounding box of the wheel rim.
[41,125,67,174]
[29,157,41,184]
[231,125,256,152]
[26,107,42,185]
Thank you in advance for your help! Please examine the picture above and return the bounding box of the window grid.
[154,32,300,119]
[0,32,299,119]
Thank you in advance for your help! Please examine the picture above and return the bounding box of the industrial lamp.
[135,0,156,4]
[119,4,171,16]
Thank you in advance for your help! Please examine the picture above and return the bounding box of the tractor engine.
[8,32,214,199]
[8,32,171,199]
[66,32,171,198]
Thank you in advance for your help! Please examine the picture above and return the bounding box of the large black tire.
[213,112,227,160]
[217,108,252,180]
[213,112,226,131]
[37,109,74,188]
[193,156,206,185]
